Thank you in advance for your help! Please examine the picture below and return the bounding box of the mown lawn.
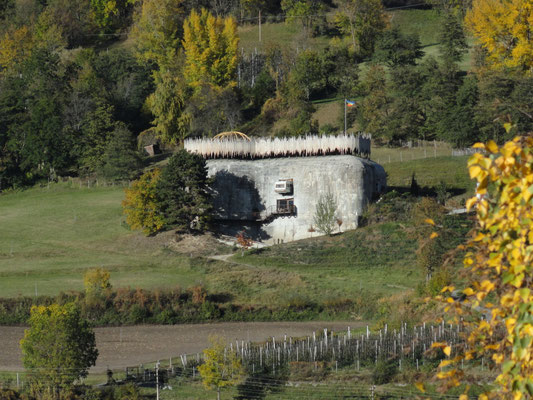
[0,184,201,297]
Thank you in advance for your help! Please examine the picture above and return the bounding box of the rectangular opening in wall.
[276,198,294,214]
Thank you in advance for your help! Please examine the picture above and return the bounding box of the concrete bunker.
[185,134,386,244]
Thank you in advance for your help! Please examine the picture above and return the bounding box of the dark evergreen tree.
[157,149,212,232]
[438,10,468,66]
[374,28,424,68]
[475,70,533,144]
[385,65,426,142]
[440,74,480,147]
[100,124,142,180]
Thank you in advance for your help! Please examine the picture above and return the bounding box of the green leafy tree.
[385,65,426,142]
[17,48,73,178]
[90,0,136,32]
[20,303,98,396]
[313,191,338,236]
[156,149,212,232]
[40,0,94,48]
[185,83,241,137]
[130,0,185,67]
[198,335,245,400]
[475,70,533,144]
[182,8,239,90]
[285,49,326,101]
[240,0,267,17]
[280,0,326,33]
[122,168,165,235]
[374,28,424,68]
[358,64,390,141]
[325,43,359,99]
[334,0,388,57]
[91,47,154,133]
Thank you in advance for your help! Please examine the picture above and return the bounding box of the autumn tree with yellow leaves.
[182,8,239,90]
[198,336,245,400]
[434,134,533,399]
[0,26,33,73]
[122,168,165,235]
[465,0,533,72]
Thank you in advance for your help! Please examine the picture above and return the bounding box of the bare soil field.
[0,321,364,373]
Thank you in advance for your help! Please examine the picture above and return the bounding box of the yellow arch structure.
[212,131,251,141]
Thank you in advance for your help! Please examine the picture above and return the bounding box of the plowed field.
[0,321,364,373]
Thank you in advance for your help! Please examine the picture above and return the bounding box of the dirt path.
[0,321,366,373]
[208,253,262,269]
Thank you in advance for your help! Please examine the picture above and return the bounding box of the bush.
[372,359,399,384]
[313,192,338,235]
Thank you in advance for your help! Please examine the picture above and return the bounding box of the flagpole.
[344,99,347,134]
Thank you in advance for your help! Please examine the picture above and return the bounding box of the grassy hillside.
[0,184,204,297]
[0,156,472,309]
[0,183,419,303]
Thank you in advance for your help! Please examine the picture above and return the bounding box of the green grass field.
[0,155,472,305]
[0,184,203,297]
[0,187,420,304]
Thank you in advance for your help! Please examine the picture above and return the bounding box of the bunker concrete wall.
[207,155,386,244]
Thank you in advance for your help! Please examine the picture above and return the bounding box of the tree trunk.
[217,387,221,400]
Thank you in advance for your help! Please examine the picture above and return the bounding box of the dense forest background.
[0,0,531,190]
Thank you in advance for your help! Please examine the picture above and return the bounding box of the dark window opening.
[276,198,295,214]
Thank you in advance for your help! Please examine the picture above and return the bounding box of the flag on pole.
[345,99,356,107]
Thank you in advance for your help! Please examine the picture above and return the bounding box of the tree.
[100,123,142,180]
[438,10,468,66]
[145,68,190,145]
[240,0,267,17]
[435,135,533,399]
[280,0,326,33]
[465,0,533,72]
[182,8,239,89]
[334,0,388,57]
[90,0,135,32]
[313,191,337,236]
[78,98,117,175]
[374,28,424,68]
[92,47,153,133]
[385,65,426,142]
[156,149,212,232]
[130,0,186,67]
[475,70,533,144]
[184,83,241,137]
[20,303,98,396]
[0,25,33,74]
[122,168,165,235]
[285,49,325,101]
[358,64,390,141]
[439,74,481,147]
[40,0,94,48]
[198,335,245,400]
[83,267,111,295]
